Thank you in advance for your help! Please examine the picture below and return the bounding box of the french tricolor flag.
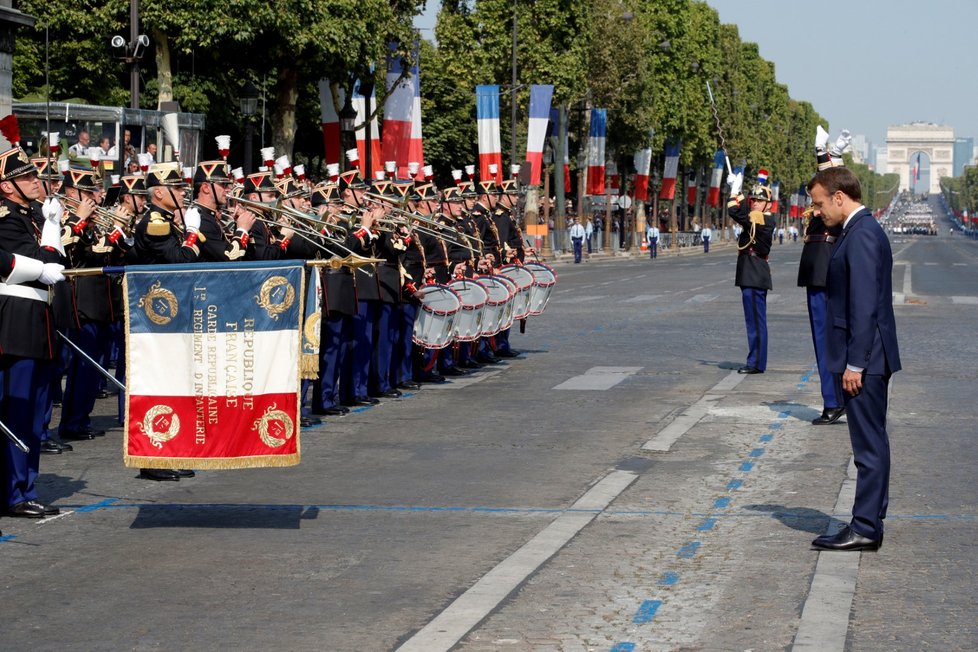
[525,84,553,186]
[383,44,413,180]
[686,171,698,206]
[586,108,606,196]
[318,79,341,167]
[352,80,382,177]
[659,140,681,200]
[633,147,651,202]
[706,149,725,207]
[476,85,503,184]
[771,181,780,213]
[408,54,425,181]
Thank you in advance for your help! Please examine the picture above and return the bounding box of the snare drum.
[493,274,519,332]
[524,262,558,316]
[412,284,462,349]
[448,278,489,342]
[477,276,513,337]
[498,265,535,320]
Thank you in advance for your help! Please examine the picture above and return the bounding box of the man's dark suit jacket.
[825,207,901,376]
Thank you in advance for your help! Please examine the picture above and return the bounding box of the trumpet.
[54,192,133,236]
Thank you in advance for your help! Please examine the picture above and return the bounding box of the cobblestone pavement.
[2,198,976,651]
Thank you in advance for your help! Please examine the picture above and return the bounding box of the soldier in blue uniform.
[727,173,777,374]
[490,179,527,358]
[0,146,69,518]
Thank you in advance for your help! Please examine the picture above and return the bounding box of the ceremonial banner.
[353,80,382,177]
[586,108,607,196]
[659,140,681,200]
[706,149,725,207]
[525,84,554,186]
[124,261,304,470]
[383,43,414,179]
[476,85,503,184]
[318,79,341,167]
[408,53,425,180]
[633,147,652,201]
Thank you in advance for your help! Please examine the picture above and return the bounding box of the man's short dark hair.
[807,167,862,201]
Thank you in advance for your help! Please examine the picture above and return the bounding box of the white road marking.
[953,262,968,266]
[642,371,745,451]
[902,263,913,296]
[553,366,642,390]
[792,458,859,651]
[396,470,639,652]
[686,294,719,304]
[424,369,505,390]
[36,511,75,525]
[951,296,978,304]
[923,262,938,266]
[623,294,661,303]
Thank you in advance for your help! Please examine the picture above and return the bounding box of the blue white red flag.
[318,79,341,167]
[686,170,698,206]
[586,109,607,196]
[476,85,503,183]
[771,181,780,213]
[408,54,425,180]
[659,140,681,200]
[633,147,652,201]
[352,79,382,178]
[124,261,304,470]
[707,149,725,207]
[525,84,553,186]
[383,43,413,180]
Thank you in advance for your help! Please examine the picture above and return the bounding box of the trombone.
[229,196,364,261]
[54,192,133,236]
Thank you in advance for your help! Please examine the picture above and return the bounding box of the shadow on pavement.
[742,503,845,535]
[762,401,822,422]
[130,504,318,529]
[36,473,88,503]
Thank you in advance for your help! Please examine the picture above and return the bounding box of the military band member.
[187,161,254,263]
[242,171,296,260]
[490,179,525,358]
[0,146,68,517]
[727,172,777,375]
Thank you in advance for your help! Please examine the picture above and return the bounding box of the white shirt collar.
[843,205,865,230]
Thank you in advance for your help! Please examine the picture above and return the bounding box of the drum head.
[448,278,489,309]
[524,262,557,287]
[416,284,462,316]
[479,276,512,306]
[498,265,535,291]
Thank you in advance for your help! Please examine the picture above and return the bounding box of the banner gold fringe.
[124,453,301,470]
[300,352,319,380]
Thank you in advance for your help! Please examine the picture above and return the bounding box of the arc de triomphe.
[885,122,954,194]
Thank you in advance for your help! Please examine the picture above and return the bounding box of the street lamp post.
[239,81,259,174]
[110,0,149,110]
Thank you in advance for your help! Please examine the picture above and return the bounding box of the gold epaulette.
[748,210,767,226]
[146,211,171,236]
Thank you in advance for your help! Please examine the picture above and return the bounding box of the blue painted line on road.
[778,411,790,419]
[658,571,680,585]
[726,479,743,490]
[759,434,773,443]
[796,384,805,389]
[769,422,783,429]
[350,406,373,413]
[697,517,718,531]
[610,643,635,652]
[748,448,765,458]
[739,461,754,472]
[676,541,701,558]
[713,497,731,509]
[633,600,663,624]
[75,498,118,513]
[0,535,15,542]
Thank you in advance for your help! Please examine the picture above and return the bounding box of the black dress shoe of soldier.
[40,441,63,454]
[300,416,322,427]
[398,381,421,390]
[61,429,96,441]
[737,365,762,374]
[380,389,403,398]
[494,349,521,358]
[812,526,880,552]
[457,359,484,369]
[7,500,58,518]
[320,406,349,416]
[174,469,196,478]
[139,468,180,481]
[416,374,447,384]
[812,406,846,425]
[440,367,470,377]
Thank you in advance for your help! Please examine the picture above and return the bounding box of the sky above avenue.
[414,0,978,149]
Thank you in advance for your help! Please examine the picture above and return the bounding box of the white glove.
[183,206,201,233]
[41,197,64,225]
[832,129,852,154]
[38,262,66,285]
[728,172,744,197]
[40,218,66,255]
[815,125,830,149]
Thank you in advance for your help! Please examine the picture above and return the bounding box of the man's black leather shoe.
[476,355,503,365]
[174,469,196,478]
[812,526,880,551]
[398,381,421,390]
[458,359,484,369]
[300,416,321,428]
[416,374,447,383]
[345,397,380,407]
[40,441,63,454]
[320,406,349,416]
[495,349,521,358]
[812,406,846,425]
[380,389,402,398]
[61,429,96,441]
[139,468,180,481]
[737,366,762,374]
[8,500,58,518]
[440,367,470,377]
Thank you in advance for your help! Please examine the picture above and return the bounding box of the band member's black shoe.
[458,360,484,369]
[494,349,521,358]
[812,406,846,425]
[40,441,62,454]
[398,382,422,390]
[380,389,403,398]
[319,406,350,416]
[139,468,180,481]
[440,367,470,377]
[737,366,762,374]
[175,469,196,478]
[416,374,447,384]
[61,429,97,441]
[7,500,59,518]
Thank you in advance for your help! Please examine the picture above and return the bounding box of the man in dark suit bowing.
[806,167,901,552]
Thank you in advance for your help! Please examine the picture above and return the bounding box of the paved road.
[2,199,976,651]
